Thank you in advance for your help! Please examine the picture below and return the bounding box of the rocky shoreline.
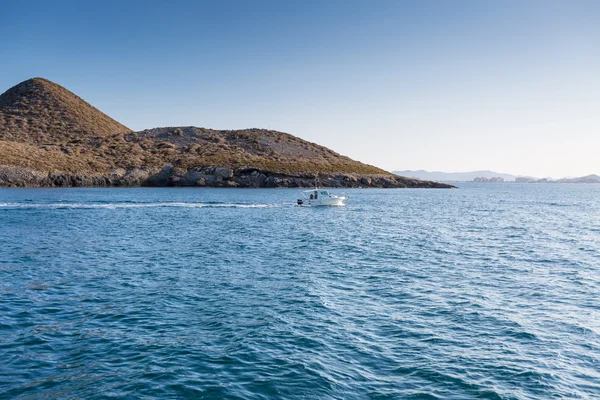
[0,165,454,189]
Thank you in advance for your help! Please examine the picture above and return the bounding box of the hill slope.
[0,78,452,188]
[0,78,131,144]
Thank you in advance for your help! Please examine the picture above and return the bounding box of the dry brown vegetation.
[0,78,131,144]
[0,78,388,177]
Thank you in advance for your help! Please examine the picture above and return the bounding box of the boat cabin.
[302,190,330,200]
[297,188,346,206]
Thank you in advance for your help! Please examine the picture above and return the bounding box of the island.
[0,78,452,189]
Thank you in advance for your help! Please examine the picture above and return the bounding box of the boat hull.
[298,196,346,206]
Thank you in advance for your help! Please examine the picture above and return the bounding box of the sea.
[1,184,599,399]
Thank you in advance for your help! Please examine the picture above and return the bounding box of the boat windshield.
[302,189,330,198]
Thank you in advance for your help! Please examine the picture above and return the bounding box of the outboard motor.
[297,199,303,206]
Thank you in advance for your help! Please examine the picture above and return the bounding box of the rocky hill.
[0,78,452,188]
[0,78,132,144]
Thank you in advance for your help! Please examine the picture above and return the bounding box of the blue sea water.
[1,184,599,399]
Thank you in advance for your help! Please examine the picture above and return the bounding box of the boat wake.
[0,202,280,209]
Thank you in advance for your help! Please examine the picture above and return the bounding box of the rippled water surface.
[1,184,600,399]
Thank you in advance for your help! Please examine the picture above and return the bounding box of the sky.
[1,0,599,178]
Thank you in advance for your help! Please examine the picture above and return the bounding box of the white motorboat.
[297,189,347,206]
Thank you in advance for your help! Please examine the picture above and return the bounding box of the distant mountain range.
[394,170,600,184]
[393,170,521,182]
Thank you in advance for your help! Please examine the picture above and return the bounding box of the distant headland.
[393,170,521,182]
[0,78,452,188]
[514,175,600,184]
[394,170,600,184]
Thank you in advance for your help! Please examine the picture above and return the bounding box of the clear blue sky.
[2,0,599,178]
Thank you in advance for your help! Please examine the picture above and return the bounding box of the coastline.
[0,165,454,189]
